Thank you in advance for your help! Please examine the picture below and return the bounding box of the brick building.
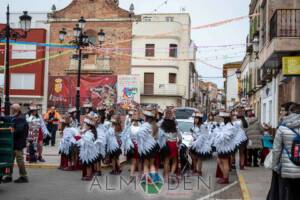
[48,0,134,76]
[0,24,47,111]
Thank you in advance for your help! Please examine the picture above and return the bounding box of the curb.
[236,170,251,200]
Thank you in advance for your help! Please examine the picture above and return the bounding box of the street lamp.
[0,6,31,115]
[252,35,259,58]
[59,16,105,122]
[236,69,242,80]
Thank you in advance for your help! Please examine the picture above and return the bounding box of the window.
[12,44,36,59]
[10,73,35,90]
[169,44,178,57]
[145,44,155,57]
[169,73,177,84]
[143,17,152,22]
[166,17,174,22]
[85,29,97,45]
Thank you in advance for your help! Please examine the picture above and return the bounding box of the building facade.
[223,61,242,110]
[241,0,300,127]
[48,0,133,76]
[131,13,198,108]
[0,12,49,112]
[46,0,134,109]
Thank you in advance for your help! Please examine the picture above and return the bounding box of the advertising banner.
[117,75,140,109]
[283,56,300,75]
[48,75,117,108]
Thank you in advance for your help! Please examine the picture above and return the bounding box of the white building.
[223,61,242,110]
[131,13,197,108]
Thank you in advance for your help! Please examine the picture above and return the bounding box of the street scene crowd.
[1,101,300,199]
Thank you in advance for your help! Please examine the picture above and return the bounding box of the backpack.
[283,126,300,166]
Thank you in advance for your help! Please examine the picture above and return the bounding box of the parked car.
[177,119,194,148]
[175,107,199,120]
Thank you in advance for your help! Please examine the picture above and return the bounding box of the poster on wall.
[48,75,117,109]
[117,75,140,109]
[282,56,300,75]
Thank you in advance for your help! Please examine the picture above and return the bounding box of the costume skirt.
[166,141,178,159]
[38,128,43,142]
[190,147,211,159]
[127,141,139,160]
[140,143,160,160]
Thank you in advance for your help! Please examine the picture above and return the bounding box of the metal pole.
[75,44,82,123]
[4,5,10,116]
[206,90,209,116]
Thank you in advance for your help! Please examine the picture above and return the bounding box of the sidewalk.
[237,166,272,200]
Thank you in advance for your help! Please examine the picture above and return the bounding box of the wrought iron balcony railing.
[270,9,300,40]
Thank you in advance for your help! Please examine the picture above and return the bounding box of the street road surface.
[0,158,242,200]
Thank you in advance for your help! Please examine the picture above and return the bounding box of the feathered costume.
[94,124,108,161]
[205,121,218,144]
[232,120,248,148]
[59,127,78,157]
[212,123,237,157]
[121,123,141,159]
[106,127,122,159]
[158,129,180,159]
[136,122,160,159]
[190,125,212,158]
[27,114,50,138]
[77,130,98,166]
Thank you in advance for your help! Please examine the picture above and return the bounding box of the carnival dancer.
[68,107,79,128]
[157,108,164,127]
[104,108,114,129]
[26,105,50,163]
[159,108,182,180]
[94,112,107,176]
[121,112,141,177]
[77,115,98,181]
[124,109,134,129]
[213,112,237,184]
[137,107,161,183]
[231,110,248,170]
[106,115,122,175]
[205,113,218,147]
[82,102,93,115]
[58,115,78,170]
[189,112,203,174]
[190,112,212,176]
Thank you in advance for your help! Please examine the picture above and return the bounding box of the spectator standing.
[270,103,300,200]
[245,115,264,167]
[0,104,29,183]
[44,106,61,146]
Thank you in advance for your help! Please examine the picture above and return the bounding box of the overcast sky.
[0,0,250,88]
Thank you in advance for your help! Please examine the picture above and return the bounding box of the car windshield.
[177,121,194,133]
[175,109,195,119]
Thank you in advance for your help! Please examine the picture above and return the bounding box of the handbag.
[264,150,273,169]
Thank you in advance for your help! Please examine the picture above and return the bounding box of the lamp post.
[252,35,259,58]
[59,16,105,122]
[0,5,32,116]
[236,69,242,101]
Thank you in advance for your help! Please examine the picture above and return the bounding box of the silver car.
[177,119,194,148]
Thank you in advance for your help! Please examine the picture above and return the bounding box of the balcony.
[142,83,186,97]
[258,9,300,69]
[270,9,300,40]
[66,55,113,74]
